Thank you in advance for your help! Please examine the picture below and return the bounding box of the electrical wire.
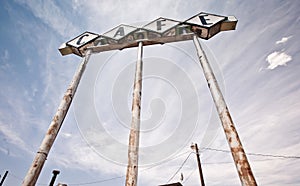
[166,152,193,183]
[140,150,191,172]
[67,146,300,186]
[203,147,300,159]
[202,158,277,165]
[7,170,124,186]
[68,175,125,186]
[172,148,300,185]
[7,172,48,186]
[67,147,299,185]
[169,147,300,185]
[8,148,298,186]
[67,150,191,185]
[182,167,197,184]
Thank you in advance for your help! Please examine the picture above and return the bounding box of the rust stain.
[219,102,257,185]
[193,35,257,185]
[47,126,56,136]
[22,50,91,186]
[126,42,143,186]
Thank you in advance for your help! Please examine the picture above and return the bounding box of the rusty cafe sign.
[59,12,237,57]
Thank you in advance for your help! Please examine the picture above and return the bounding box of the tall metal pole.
[0,171,8,186]
[193,35,257,186]
[191,143,205,186]
[22,50,92,186]
[125,41,143,186]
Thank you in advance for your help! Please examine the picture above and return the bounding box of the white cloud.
[14,0,79,37]
[49,135,126,175]
[276,36,292,44]
[266,51,292,70]
[1,49,9,62]
[0,49,11,70]
[61,132,72,138]
[2,1,300,185]
[0,124,32,156]
[70,0,186,32]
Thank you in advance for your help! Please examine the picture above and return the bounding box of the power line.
[8,170,124,186]
[66,147,299,185]
[8,172,48,186]
[68,175,125,186]
[203,158,275,165]
[12,150,187,186]
[182,167,197,184]
[140,150,191,172]
[69,146,300,186]
[166,152,193,183]
[176,148,300,185]
[67,151,191,185]
[12,148,297,186]
[203,147,300,159]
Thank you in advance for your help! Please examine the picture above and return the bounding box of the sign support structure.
[22,50,91,186]
[193,35,257,185]
[125,41,144,186]
[23,12,257,185]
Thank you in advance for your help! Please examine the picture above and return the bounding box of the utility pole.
[22,50,92,186]
[191,143,205,186]
[125,41,143,186]
[49,170,60,186]
[193,35,257,185]
[0,171,8,186]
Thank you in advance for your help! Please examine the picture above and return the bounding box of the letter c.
[76,34,89,45]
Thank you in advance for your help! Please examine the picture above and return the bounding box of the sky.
[0,0,300,185]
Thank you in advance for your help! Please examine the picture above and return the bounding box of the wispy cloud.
[0,123,32,156]
[1,49,9,62]
[14,0,79,37]
[0,49,11,70]
[70,0,193,33]
[1,0,300,185]
[276,36,292,44]
[266,51,292,70]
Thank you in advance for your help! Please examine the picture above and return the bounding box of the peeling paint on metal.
[22,50,91,186]
[125,42,143,186]
[193,35,257,186]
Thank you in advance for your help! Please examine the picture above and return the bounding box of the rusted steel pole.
[22,50,92,186]
[125,41,143,186]
[193,35,257,186]
[191,143,205,186]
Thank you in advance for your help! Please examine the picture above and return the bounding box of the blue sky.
[0,0,300,185]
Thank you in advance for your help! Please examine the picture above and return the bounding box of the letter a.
[114,27,125,38]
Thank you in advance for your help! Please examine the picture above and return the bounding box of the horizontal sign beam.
[89,32,195,54]
[59,12,237,57]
